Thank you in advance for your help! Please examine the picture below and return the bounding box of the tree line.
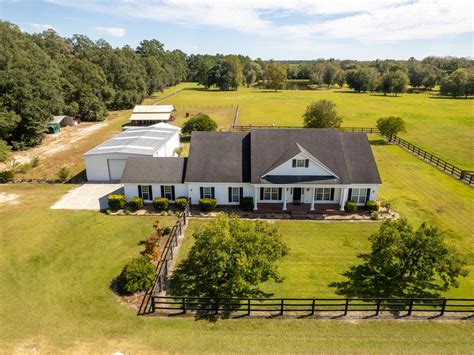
[1,20,473,152]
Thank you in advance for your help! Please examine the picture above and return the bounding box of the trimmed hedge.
[108,194,126,210]
[370,211,379,220]
[344,200,357,213]
[153,197,169,212]
[199,198,217,212]
[117,257,155,294]
[175,197,188,211]
[129,197,144,211]
[240,196,254,211]
[365,200,380,212]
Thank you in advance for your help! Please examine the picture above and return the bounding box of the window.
[315,188,332,201]
[141,185,151,200]
[292,158,309,168]
[163,185,173,200]
[231,187,240,203]
[202,187,212,198]
[351,188,367,204]
[262,187,280,201]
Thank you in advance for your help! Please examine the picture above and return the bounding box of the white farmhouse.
[129,105,176,126]
[83,122,180,182]
[121,128,382,213]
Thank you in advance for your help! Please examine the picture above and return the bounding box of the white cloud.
[29,23,54,31]
[93,26,126,37]
[49,0,473,44]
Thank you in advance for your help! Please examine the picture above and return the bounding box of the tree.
[346,67,379,92]
[168,214,288,298]
[322,62,339,87]
[330,219,469,298]
[376,116,406,141]
[440,69,472,98]
[378,70,408,96]
[181,114,217,135]
[303,100,342,128]
[334,70,346,88]
[265,62,287,91]
[207,56,243,91]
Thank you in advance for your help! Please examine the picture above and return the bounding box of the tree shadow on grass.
[369,139,389,146]
[428,96,474,100]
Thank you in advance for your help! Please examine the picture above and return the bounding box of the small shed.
[47,122,60,134]
[129,105,176,126]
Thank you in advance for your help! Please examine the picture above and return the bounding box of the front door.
[293,188,302,204]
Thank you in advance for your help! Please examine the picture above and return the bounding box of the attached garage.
[83,123,181,182]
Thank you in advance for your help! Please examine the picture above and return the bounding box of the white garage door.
[107,159,127,181]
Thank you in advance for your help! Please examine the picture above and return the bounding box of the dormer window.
[292,158,309,168]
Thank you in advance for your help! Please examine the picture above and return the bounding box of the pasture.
[1,181,473,353]
[161,84,474,169]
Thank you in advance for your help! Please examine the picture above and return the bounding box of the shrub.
[240,196,254,211]
[381,200,391,211]
[344,200,357,213]
[31,156,40,168]
[175,197,188,211]
[0,170,15,183]
[370,211,379,220]
[117,257,155,294]
[58,166,70,182]
[199,198,217,212]
[16,162,31,174]
[0,140,11,163]
[163,226,172,236]
[365,200,379,212]
[153,197,169,212]
[129,197,144,211]
[182,114,217,135]
[108,194,126,211]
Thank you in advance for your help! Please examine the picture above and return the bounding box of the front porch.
[254,203,342,216]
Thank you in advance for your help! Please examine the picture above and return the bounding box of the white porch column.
[310,187,315,211]
[283,187,287,210]
[254,186,259,210]
[339,187,347,211]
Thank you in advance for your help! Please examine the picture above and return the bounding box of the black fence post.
[375,299,381,316]
[182,297,187,314]
[247,299,251,316]
[311,299,316,316]
[280,299,284,316]
[151,296,155,313]
[344,299,349,316]
[407,299,414,316]
[440,299,447,317]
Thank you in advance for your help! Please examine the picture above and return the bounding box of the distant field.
[161,84,474,169]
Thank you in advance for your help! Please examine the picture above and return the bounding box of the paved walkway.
[51,183,123,210]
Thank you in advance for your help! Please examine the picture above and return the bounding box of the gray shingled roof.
[250,129,381,184]
[184,131,250,182]
[121,157,187,183]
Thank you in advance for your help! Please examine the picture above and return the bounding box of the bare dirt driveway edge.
[51,183,123,210]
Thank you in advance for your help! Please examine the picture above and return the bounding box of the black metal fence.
[151,296,474,318]
[137,202,190,315]
[233,125,380,133]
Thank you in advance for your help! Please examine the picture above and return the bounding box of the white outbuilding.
[83,122,181,182]
[129,105,176,126]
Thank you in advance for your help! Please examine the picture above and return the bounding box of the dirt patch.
[0,123,106,170]
[0,192,19,205]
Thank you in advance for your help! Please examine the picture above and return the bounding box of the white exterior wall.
[124,183,188,201]
[265,153,335,176]
[85,153,142,182]
[154,132,180,157]
[186,183,254,205]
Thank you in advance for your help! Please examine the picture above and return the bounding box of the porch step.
[290,211,309,219]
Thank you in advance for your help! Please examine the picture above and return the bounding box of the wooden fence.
[150,296,474,318]
[390,135,474,185]
[137,202,190,315]
[174,103,235,109]
[233,125,380,133]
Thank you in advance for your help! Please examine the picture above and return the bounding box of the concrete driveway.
[51,183,123,210]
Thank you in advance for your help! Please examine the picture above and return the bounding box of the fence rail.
[232,125,472,186]
[174,103,235,109]
[151,296,474,318]
[391,135,474,185]
[137,201,190,315]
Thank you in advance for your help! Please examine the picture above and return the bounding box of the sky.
[1,0,473,60]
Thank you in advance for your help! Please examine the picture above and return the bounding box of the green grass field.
[161,84,474,169]
[1,181,473,353]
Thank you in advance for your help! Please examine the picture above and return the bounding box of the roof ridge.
[338,131,352,182]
